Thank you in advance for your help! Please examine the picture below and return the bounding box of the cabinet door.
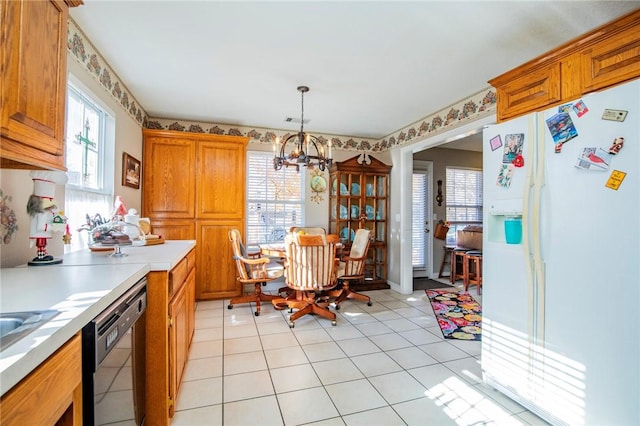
[185,267,196,345]
[196,220,243,299]
[0,334,82,425]
[143,134,196,219]
[168,281,189,415]
[493,63,561,121]
[196,140,246,219]
[580,25,640,93]
[332,171,364,243]
[0,0,69,170]
[149,219,196,240]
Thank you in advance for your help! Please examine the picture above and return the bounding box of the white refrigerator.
[481,79,639,425]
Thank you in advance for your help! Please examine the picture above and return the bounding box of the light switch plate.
[602,109,628,122]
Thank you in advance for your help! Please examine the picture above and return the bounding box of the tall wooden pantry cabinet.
[329,155,391,290]
[142,129,247,299]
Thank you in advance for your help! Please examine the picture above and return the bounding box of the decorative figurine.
[26,171,68,265]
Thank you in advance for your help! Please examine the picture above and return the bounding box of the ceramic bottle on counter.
[124,208,141,240]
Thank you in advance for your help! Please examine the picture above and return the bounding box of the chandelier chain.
[300,88,305,134]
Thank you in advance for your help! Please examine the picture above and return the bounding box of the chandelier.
[273,86,333,171]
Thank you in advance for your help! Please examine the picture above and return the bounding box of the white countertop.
[0,240,196,397]
[60,240,196,270]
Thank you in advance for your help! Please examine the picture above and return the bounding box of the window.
[65,79,115,251]
[445,167,483,245]
[246,151,304,245]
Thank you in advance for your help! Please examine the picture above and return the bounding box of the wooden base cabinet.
[0,0,82,170]
[0,334,82,425]
[143,129,247,301]
[145,248,195,425]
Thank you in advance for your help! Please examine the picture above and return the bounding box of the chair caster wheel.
[331,320,337,326]
[254,311,260,316]
[288,321,295,328]
[227,304,233,310]
[335,304,341,310]
[367,302,372,306]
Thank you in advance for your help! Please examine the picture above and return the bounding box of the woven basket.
[434,223,449,240]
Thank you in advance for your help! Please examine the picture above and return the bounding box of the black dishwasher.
[82,277,147,426]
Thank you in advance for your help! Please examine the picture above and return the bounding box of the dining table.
[259,243,287,258]
[259,242,344,259]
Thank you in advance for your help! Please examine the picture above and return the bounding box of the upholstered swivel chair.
[272,233,340,328]
[330,228,373,309]
[228,229,284,316]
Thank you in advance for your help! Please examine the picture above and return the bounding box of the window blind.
[445,168,483,223]
[412,173,427,268]
[246,152,304,244]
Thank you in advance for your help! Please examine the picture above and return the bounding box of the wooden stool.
[463,251,482,295]
[438,246,455,278]
[450,248,470,283]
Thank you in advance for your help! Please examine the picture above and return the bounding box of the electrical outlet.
[602,109,628,122]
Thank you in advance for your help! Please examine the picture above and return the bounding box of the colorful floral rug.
[425,290,482,341]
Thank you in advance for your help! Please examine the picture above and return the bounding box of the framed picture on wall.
[122,152,141,189]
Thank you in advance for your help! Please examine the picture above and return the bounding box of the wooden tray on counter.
[144,236,165,246]
[88,244,117,252]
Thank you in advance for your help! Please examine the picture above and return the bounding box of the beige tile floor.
[171,281,549,426]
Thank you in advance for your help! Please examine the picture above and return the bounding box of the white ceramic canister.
[124,208,141,240]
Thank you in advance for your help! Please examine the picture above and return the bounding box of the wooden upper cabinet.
[580,24,640,92]
[0,0,82,170]
[196,139,246,219]
[490,9,640,121]
[143,131,196,219]
[493,63,561,121]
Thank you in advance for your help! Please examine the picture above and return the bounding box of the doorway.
[397,115,493,295]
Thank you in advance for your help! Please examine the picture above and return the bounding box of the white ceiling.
[70,1,640,142]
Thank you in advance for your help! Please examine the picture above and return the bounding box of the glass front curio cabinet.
[329,155,392,290]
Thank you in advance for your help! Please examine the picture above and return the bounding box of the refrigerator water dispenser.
[504,217,522,244]
[488,199,523,244]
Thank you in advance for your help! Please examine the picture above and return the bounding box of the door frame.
[398,115,495,295]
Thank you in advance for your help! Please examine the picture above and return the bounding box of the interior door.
[412,162,432,277]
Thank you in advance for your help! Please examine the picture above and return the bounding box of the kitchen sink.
[0,310,60,351]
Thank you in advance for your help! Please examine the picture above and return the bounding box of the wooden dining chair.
[329,228,373,309]
[272,233,340,327]
[227,229,284,316]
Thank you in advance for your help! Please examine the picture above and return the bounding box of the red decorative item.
[513,155,525,168]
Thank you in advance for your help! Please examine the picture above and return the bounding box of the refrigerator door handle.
[522,116,535,341]
[533,114,546,343]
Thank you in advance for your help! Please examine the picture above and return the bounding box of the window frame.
[65,76,115,195]
[64,75,115,252]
